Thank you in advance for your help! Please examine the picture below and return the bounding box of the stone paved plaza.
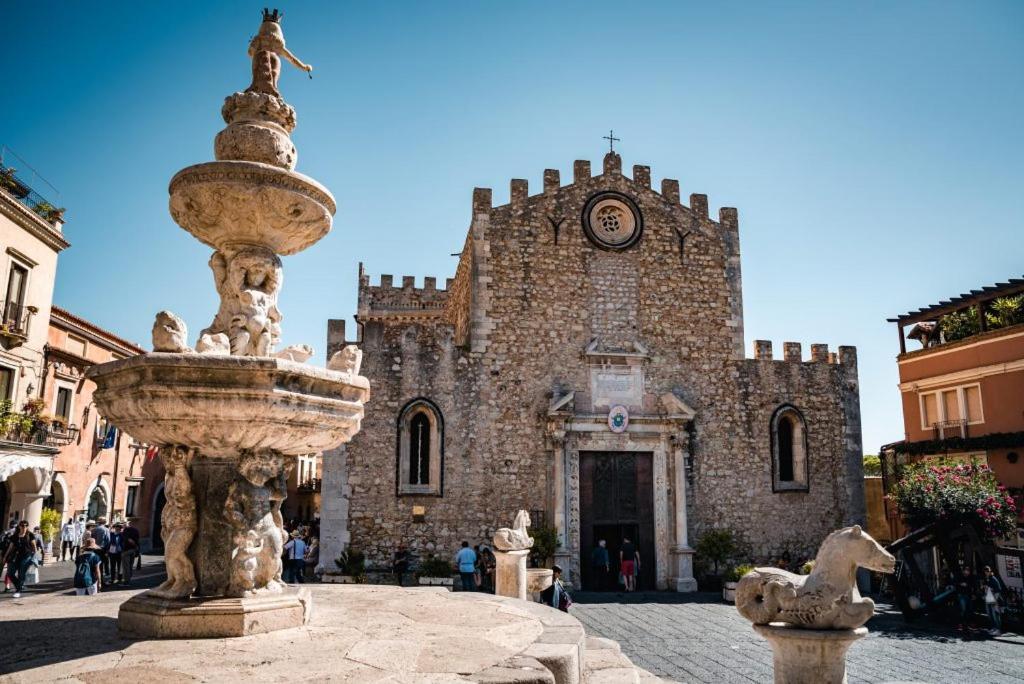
[572,592,1024,684]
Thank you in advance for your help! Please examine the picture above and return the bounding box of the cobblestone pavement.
[572,592,1024,684]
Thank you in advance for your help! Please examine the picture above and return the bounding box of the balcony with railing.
[0,147,65,227]
[0,302,36,347]
[0,421,77,451]
[931,419,968,440]
[297,477,321,494]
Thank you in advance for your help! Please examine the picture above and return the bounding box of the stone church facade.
[322,152,864,590]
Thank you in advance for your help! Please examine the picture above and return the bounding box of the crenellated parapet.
[465,151,738,230]
[750,340,858,367]
[357,262,450,321]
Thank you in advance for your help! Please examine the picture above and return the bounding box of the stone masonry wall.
[338,152,863,571]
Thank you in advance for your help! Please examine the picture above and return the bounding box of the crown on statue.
[262,8,282,23]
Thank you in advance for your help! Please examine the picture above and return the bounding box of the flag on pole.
[102,426,116,450]
[145,445,160,462]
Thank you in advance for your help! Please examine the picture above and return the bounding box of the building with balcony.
[882,276,1024,587]
[42,307,150,534]
[0,153,70,529]
[283,453,322,524]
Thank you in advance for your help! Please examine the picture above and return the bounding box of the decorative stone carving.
[201,247,283,357]
[246,8,313,99]
[275,344,314,363]
[149,446,198,599]
[736,525,895,630]
[152,311,193,353]
[493,510,534,552]
[225,449,289,597]
[86,8,369,639]
[328,344,363,376]
[196,332,230,355]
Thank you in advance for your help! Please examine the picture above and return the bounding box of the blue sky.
[6,1,1023,452]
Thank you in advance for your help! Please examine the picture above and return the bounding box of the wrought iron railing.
[0,421,77,448]
[297,477,321,493]
[0,152,64,225]
[0,301,33,342]
[932,419,968,440]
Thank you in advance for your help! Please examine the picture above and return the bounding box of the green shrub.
[417,555,453,578]
[529,526,559,566]
[334,548,366,578]
[695,528,737,576]
[863,454,881,477]
[726,563,755,582]
[986,295,1024,330]
[39,508,62,543]
[800,560,816,575]
[939,308,979,342]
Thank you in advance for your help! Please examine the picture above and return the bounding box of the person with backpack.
[539,565,572,613]
[89,519,110,582]
[1,520,38,598]
[74,538,103,595]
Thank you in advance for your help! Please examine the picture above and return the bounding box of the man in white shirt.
[60,518,77,562]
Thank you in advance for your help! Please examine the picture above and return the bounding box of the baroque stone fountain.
[86,9,369,638]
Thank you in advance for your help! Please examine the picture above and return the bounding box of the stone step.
[583,635,672,684]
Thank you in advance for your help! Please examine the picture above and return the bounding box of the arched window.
[770,405,809,492]
[397,398,443,496]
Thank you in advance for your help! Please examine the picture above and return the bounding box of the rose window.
[582,192,642,249]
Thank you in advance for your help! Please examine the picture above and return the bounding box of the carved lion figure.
[152,310,192,353]
[493,509,534,552]
[735,525,895,630]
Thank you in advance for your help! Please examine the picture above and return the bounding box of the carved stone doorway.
[579,451,655,591]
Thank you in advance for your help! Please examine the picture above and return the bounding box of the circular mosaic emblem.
[582,191,643,250]
[608,405,629,433]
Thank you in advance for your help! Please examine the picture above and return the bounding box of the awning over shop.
[0,452,54,482]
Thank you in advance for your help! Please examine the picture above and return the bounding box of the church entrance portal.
[579,451,655,591]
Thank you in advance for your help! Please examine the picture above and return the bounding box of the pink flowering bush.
[890,462,1018,540]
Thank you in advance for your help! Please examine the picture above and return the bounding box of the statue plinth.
[494,550,530,601]
[753,623,866,684]
[86,10,367,639]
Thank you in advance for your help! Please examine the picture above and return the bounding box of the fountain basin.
[86,353,368,455]
[168,160,336,255]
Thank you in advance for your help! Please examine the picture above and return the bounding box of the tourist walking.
[393,545,411,587]
[74,538,103,595]
[60,518,78,561]
[283,530,307,583]
[479,547,496,593]
[107,523,126,584]
[90,518,111,582]
[982,565,1005,635]
[121,520,140,585]
[1,520,38,598]
[539,565,572,612]
[591,539,610,591]
[304,537,319,580]
[455,541,477,592]
[620,537,639,592]
[956,565,978,630]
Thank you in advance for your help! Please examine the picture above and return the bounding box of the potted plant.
[416,555,454,587]
[326,548,366,583]
[695,528,737,591]
[39,507,62,563]
[722,563,754,603]
[529,525,558,568]
[0,167,30,199]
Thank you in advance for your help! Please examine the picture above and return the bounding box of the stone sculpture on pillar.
[493,510,534,601]
[149,446,197,600]
[86,9,369,639]
[735,525,895,684]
